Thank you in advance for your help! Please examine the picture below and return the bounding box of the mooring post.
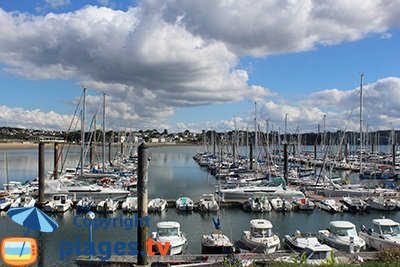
[89,145,93,169]
[284,143,288,185]
[38,142,45,206]
[137,143,149,266]
[314,143,317,160]
[53,142,59,180]
[249,143,253,170]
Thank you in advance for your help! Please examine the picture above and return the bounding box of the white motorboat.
[359,218,400,250]
[318,221,366,253]
[3,181,27,195]
[0,197,14,211]
[76,197,96,212]
[218,185,305,200]
[10,195,36,208]
[148,198,167,212]
[152,221,187,255]
[284,230,322,252]
[277,244,335,265]
[44,194,73,212]
[198,194,219,212]
[270,197,292,212]
[366,196,397,211]
[122,196,138,212]
[241,219,280,253]
[42,179,129,200]
[176,197,194,212]
[246,196,271,212]
[292,197,315,210]
[341,196,369,213]
[316,199,345,213]
[96,198,119,213]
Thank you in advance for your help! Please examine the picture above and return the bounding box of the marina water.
[1,145,400,266]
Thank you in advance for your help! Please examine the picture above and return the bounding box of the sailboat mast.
[102,93,106,172]
[81,88,86,178]
[4,152,9,191]
[254,102,258,170]
[360,74,364,175]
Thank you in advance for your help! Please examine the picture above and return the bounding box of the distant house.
[28,135,65,142]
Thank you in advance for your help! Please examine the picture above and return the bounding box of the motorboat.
[270,197,292,212]
[122,196,138,212]
[76,197,96,212]
[292,197,315,211]
[218,184,305,200]
[366,196,397,211]
[284,230,322,252]
[359,218,400,250]
[316,199,345,213]
[42,179,129,200]
[96,198,119,213]
[176,197,194,212]
[241,219,280,253]
[341,196,369,213]
[245,196,271,212]
[3,181,26,195]
[148,198,167,212]
[44,194,73,212]
[10,195,36,208]
[318,221,366,253]
[198,194,219,212]
[277,244,335,265]
[0,197,14,211]
[151,221,187,255]
[201,231,234,254]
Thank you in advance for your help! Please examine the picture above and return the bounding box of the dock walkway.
[76,250,378,266]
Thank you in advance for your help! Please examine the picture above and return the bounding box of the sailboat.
[201,216,235,254]
[201,152,234,254]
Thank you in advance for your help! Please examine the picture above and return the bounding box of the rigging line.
[328,92,358,185]
[51,90,84,178]
[60,112,82,174]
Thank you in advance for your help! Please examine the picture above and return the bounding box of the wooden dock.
[75,251,378,266]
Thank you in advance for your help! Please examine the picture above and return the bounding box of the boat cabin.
[304,245,332,262]
[329,221,357,238]
[52,194,68,204]
[157,221,181,237]
[372,219,400,236]
[250,219,273,238]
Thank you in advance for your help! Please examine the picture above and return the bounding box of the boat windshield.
[381,225,400,236]
[307,251,330,260]
[333,227,357,238]
[158,227,179,237]
[251,228,272,238]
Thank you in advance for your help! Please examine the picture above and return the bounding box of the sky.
[0,0,399,133]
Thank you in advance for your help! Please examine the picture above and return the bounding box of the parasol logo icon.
[1,237,38,267]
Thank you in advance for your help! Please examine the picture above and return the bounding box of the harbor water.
[0,145,399,266]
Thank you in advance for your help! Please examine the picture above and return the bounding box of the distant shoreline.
[0,142,200,150]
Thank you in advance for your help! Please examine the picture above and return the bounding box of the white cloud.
[0,105,74,130]
[44,0,71,9]
[0,1,399,131]
[161,0,400,56]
